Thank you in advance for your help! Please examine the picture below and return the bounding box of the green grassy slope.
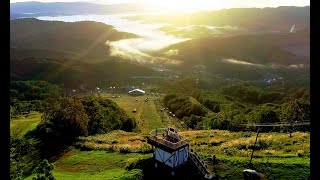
[25,150,151,180]
[10,111,42,137]
[59,130,310,180]
[12,98,309,179]
[105,94,165,133]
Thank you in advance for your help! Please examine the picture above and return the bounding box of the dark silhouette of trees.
[40,96,89,141]
[33,160,55,180]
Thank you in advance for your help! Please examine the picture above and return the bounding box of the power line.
[240,122,310,127]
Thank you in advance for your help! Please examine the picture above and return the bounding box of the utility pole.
[290,120,293,138]
[249,128,261,167]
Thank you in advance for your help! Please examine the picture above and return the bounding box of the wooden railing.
[148,128,189,149]
[189,151,212,179]
[149,135,189,149]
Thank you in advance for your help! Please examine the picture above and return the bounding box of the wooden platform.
[148,135,189,150]
[147,128,189,152]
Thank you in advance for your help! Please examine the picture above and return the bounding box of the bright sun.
[147,0,230,12]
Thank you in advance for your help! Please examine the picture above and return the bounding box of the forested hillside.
[10,18,139,60]
[131,6,310,31]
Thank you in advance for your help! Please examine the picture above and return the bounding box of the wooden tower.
[147,127,213,179]
[148,127,189,172]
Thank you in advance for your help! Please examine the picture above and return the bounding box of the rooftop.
[129,89,145,94]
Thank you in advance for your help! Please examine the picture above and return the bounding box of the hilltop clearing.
[10,90,309,179]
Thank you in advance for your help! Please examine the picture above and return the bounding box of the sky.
[10,0,310,11]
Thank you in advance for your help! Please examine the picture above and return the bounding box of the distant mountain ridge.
[155,29,309,81]
[158,29,309,66]
[10,18,157,87]
[130,6,310,32]
[10,1,156,19]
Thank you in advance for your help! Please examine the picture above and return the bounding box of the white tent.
[128,89,145,94]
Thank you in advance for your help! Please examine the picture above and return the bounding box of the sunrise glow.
[11,0,310,13]
[146,0,231,12]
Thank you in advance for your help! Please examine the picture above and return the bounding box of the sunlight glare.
[147,0,230,12]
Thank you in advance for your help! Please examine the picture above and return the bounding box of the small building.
[147,127,213,179]
[128,89,145,96]
[148,128,189,170]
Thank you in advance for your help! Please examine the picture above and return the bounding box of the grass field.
[102,94,167,133]
[25,150,151,180]
[76,130,152,153]
[180,130,310,158]
[180,130,310,179]
[73,129,309,179]
[153,98,188,131]
[78,130,309,177]
[10,111,42,137]
[13,95,309,179]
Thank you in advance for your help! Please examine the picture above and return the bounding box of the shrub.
[257,140,269,149]
[119,146,131,153]
[297,150,305,157]
[265,150,275,155]
[10,136,41,179]
[238,149,251,157]
[225,147,238,156]
[203,99,221,113]
[122,169,143,180]
[81,96,137,134]
[111,140,119,144]
[236,144,248,150]
[41,96,89,141]
[243,132,253,137]
[284,148,292,153]
[284,142,292,146]
[209,140,223,146]
[32,159,55,180]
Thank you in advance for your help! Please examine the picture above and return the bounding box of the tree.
[280,98,310,137]
[41,96,89,141]
[80,96,136,134]
[10,135,40,180]
[203,99,221,113]
[122,117,136,132]
[221,83,260,104]
[183,115,200,129]
[231,114,247,131]
[10,105,19,119]
[259,105,280,132]
[212,118,221,129]
[33,159,55,180]
[257,104,280,123]
[10,145,24,180]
